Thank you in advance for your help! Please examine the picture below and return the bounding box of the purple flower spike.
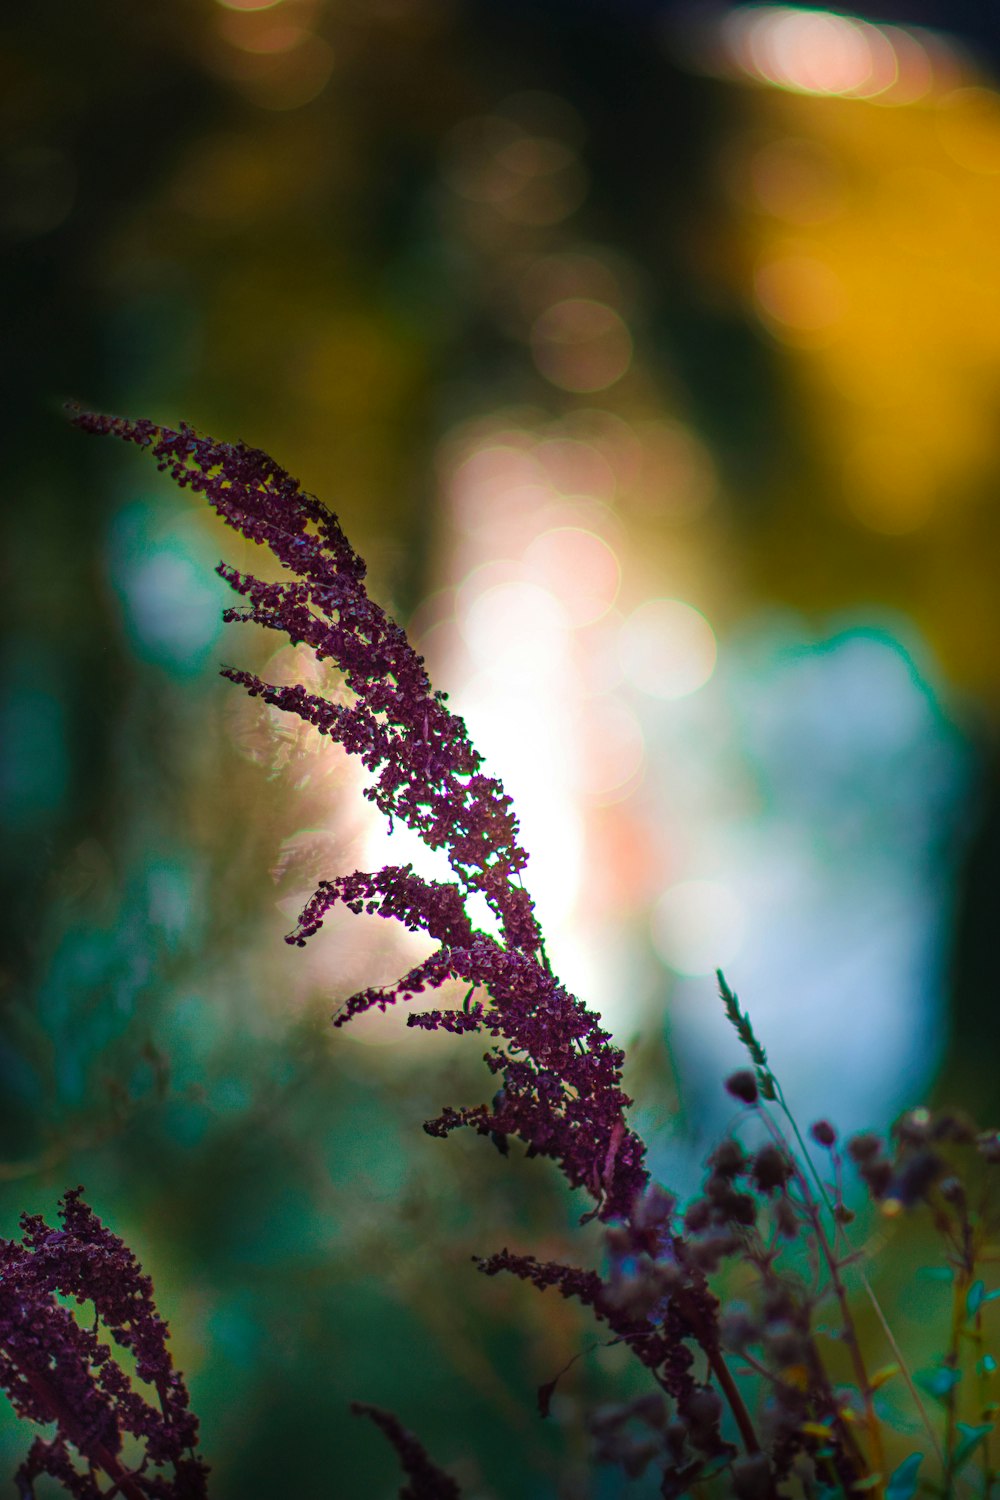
[70,407,540,957]
[0,1188,208,1499]
[74,409,649,1224]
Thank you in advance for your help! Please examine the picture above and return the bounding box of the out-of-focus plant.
[7,408,995,1499]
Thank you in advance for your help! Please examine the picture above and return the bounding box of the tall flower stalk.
[71,409,745,1472]
[68,410,1000,1500]
[71,409,650,1222]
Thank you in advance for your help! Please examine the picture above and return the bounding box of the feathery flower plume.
[74,410,748,1490]
[71,409,648,1224]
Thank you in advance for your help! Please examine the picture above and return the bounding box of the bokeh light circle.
[523,526,620,626]
[754,253,845,343]
[618,598,717,700]
[530,298,633,393]
[459,580,570,680]
[651,880,747,976]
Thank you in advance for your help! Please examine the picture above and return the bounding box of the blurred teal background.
[6,1,1000,1494]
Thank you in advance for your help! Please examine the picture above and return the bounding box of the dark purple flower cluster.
[0,1188,207,1500]
[72,410,648,1227]
[852,1105,1000,1218]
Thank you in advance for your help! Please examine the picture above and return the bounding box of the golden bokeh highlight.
[706,6,1000,563]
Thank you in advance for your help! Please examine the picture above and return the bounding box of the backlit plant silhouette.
[12,408,997,1499]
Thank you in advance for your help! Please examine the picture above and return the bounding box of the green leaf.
[916,1366,962,1401]
[885,1453,923,1500]
[873,1393,922,1436]
[980,1354,997,1375]
[984,1289,1000,1304]
[951,1421,993,1471]
[968,1279,987,1317]
[917,1266,954,1283]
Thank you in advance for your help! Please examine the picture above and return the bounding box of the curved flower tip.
[351,1402,462,1500]
[74,406,542,958]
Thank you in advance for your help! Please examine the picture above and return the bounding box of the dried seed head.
[684,1198,712,1234]
[683,1384,724,1449]
[720,1302,759,1353]
[688,1227,739,1272]
[883,1148,944,1212]
[847,1132,882,1163]
[707,1138,748,1178]
[764,1320,806,1366]
[621,1436,662,1479]
[633,1183,677,1233]
[751,1143,794,1194]
[630,1392,667,1429]
[894,1107,932,1147]
[725,1070,759,1105]
[861,1158,894,1199]
[931,1109,976,1144]
[773,1196,800,1238]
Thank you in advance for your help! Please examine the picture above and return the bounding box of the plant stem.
[770,1083,943,1463]
[859,1270,944,1464]
[705,1344,760,1455]
[761,1109,886,1494]
[944,1270,970,1499]
[676,1288,760,1455]
[972,1302,992,1497]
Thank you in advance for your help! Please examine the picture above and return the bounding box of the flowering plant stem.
[777,1072,942,1465]
[765,1098,886,1489]
[60,410,1000,1500]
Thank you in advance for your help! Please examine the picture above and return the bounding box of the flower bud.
[751,1143,794,1194]
[708,1138,748,1178]
[725,1070,759,1105]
